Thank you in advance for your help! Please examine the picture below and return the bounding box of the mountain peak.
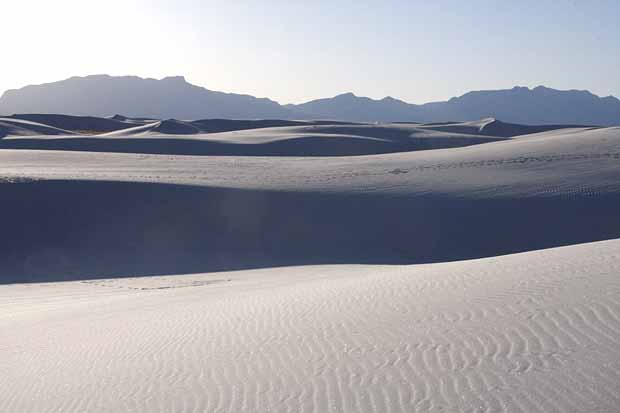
[161,76,187,83]
[0,74,297,119]
[335,92,357,99]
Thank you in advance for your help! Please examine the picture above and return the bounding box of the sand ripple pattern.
[2,239,620,412]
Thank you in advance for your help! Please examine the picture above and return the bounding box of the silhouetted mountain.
[285,93,416,123]
[293,86,620,125]
[1,76,619,125]
[0,75,298,119]
[435,86,620,125]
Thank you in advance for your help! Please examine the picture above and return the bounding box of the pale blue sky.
[2,0,619,104]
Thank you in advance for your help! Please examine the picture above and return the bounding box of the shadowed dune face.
[8,114,137,133]
[0,115,600,156]
[0,135,506,156]
[2,179,619,283]
[0,120,510,156]
[190,118,313,133]
[420,118,592,137]
[1,123,619,283]
[0,118,73,138]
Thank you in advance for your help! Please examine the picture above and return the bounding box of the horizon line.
[2,74,618,107]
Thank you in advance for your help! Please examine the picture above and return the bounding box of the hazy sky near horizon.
[2,0,619,104]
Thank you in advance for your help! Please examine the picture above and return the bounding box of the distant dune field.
[0,115,585,156]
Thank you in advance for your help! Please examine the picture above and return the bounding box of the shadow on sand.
[2,179,620,283]
[0,134,503,156]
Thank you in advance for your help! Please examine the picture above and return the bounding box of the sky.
[2,0,619,104]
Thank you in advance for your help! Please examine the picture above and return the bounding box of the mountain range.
[1,75,619,125]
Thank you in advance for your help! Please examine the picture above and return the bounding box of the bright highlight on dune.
[3,240,620,412]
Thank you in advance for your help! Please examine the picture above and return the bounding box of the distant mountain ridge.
[1,75,619,125]
[293,87,620,125]
[0,75,296,120]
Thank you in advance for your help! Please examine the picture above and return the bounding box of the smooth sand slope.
[2,239,620,412]
[0,126,619,282]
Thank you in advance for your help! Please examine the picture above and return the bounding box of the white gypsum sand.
[0,119,619,412]
[1,239,620,412]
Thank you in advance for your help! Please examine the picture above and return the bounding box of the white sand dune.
[0,117,73,138]
[104,118,205,135]
[6,113,139,134]
[106,118,317,135]
[0,116,594,156]
[0,126,618,282]
[1,119,620,412]
[418,118,590,137]
[0,120,510,156]
[108,114,159,123]
[2,239,620,412]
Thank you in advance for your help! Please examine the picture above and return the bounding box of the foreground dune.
[2,239,620,412]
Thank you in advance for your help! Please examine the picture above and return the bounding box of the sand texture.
[1,116,619,412]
